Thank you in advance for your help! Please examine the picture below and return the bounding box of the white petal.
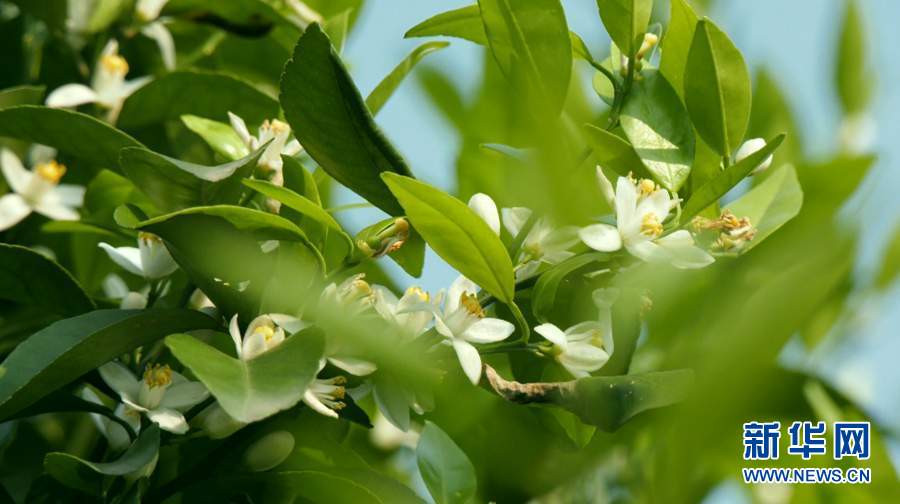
[635,187,671,223]
[241,332,267,360]
[160,382,209,410]
[614,177,638,227]
[136,0,169,21]
[579,223,622,252]
[462,317,515,343]
[53,185,86,207]
[98,362,140,401]
[141,22,176,70]
[102,274,130,299]
[328,356,377,376]
[33,199,79,221]
[101,39,120,58]
[1,149,31,194]
[147,407,189,434]
[559,343,610,375]
[658,232,715,269]
[501,207,531,237]
[452,340,483,385]
[283,139,303,156]
[139,234,177,279]
[591,288,619,309]
[625,239,669,264]
[433,314,455,339]
[228,112,252,147]
[269,313,307,334]
[229,314,243,358]
[0,194,31,231]
[595,166,616,208]
[45,84,98,108]
[98,243,145,276]
[120,292,148,309]
[534,323,567,348]
[301,389,339,418]
[467,193,500,235]
[736,138,772,174]
[446,275,477,313]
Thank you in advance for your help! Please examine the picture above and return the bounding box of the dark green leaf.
[0,85,45,108]
[166,330,325,423]
[0,244,94,318]
[181,114,250,160]
[531,252,610,323]
[658,0,698,99]
[0,106,142,170]
[405,5,488,45]
[280,23,413,216]
[224,469,423,503]
[382,173,514,303]
[584,125,644,178]
[724,164,802,251]
[595,0,653,56]
[118,71,280,129]
[416,421,477,504]
[366,42,449,116]
[684,18,752,156]
[0,309,217,421]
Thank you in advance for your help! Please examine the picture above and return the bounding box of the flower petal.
[160,382,209,410]
[462,317,514,343]
[102,273,130,299]
[328,356,377,376]
[658,233,715,269]
[534,323,567,348]
[141,21,175,70]
[467,193,500,235]
[241,331,267,360]
[452,340,483,385]
[559,343,610,376]
[625,239,669,264]
[228,111,252,147]
[269,313,307,334]
[45,84,98,108]
[147,407,189,434]
[301,389,339,418]
[501,207,531,237]
[98,243,145,276]
[446,275,477,313]
[98,362,141,401]
[595,166,616,208]
[53,185,86,207]
[229,314,243,358]
[635,187,671,223]
[139,234,177,279]
[1,149,31,194]
[0,194,31,231]
[614,177,638,230]
[579,223,622,252]
[33,198,79,221]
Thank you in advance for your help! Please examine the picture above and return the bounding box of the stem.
[507,212,539,259]
[508,301,530,343]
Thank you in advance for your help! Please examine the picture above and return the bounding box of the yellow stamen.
[253,323,276,342]
[636,33,659,60]
[406,286,429,302]
[589,329,605,348]
[459,292,485,318]
[640,213,663,237]
[101,54,129,76]
[138,231,163,244]
[638,178,657,196]
[269,119,290,135]
[143,364,172,388]
[35,161,66,183]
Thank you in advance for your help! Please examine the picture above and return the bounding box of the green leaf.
[224,469,423,503]
[355,217,426,278]
[382,173,514,303]
[477,0,572,115]
[835,0,872,114]
[681,134,784,221]
[620,71,695,191]
[658,0,699,99]
[181,114,250,161]
[0,85,44,108]
[531,252,610,323]
[0,309,217,421]
[165,330,325,423]
[595,0,653,56]
[373,373,411,431]
[366,42,450,116]
[10,390,135,440]
[416,421,477,504]
[280,23,413,216]
[405,5,488,45]
[0,244,94,318]
[724,164,803,251]
[137,205,324,320]
[485,366,694,431]
[118,71,280,129]
[0,106,142,170]
[584,125,644,178]
[684,18,752,157]
[44,426,159,496]
[119,144,266,213]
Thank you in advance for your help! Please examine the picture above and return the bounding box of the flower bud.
[242,431,295,472]
[735,138,773,174]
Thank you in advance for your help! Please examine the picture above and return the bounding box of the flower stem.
[508,301,530,343]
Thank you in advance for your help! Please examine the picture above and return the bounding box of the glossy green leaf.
[478,0,572,115]
[681,134,784,221]
[531,252,610,323]
[355,217,426,278]
[595,0,653,56]
[366,42,450,116]
[485,366,694,431]
[583,125,644,178]
[181,114,250,161]
[684,18,752,156]
[417,421,477,504]
[119,143,265,213]
[0,106,142,170]
[620,71,695,191]
[0,309,217,421]
[0,244,94,318]
[725,164,803,250]
[165,330,325,423]
[835,0,872,114]
[118,71,280,128]
[223,469,423,503]
[9,390,136,440]
[280,23,413,216]
[405,5,488,45]
[382,173,514,303]
[0,85,44,108]
[658,0,698,99]
[137,205,323,320]
[44,426,159,496]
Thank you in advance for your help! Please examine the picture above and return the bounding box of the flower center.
[638,178,657,197]
[269,119,290,135]
[35,161,66,184]
[589,329,605,348]
[406,286,429,302]
[459,292,484,318]
[640,213,663,237]
[138,231,163,245]
[101,54,129,77]
[143,364,172,389]
[253,323,276,342]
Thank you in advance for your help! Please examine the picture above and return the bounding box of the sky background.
[335,0,900,483]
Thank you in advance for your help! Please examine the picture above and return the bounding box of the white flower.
[135,0,175,70]
[0,149,83,231]
[579,170,714,269]
[301,360,348,419]
[99,232,178,280]
[228,112,302,182]
[136,0,168,21]
[372,285,434,339]
[46,40,150,122]
[468,193,579,279]
[735,138,773,175]
[228,314,289,361]
[431,276,514,385]
[102,274,148,309]
[98,362,209,435]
